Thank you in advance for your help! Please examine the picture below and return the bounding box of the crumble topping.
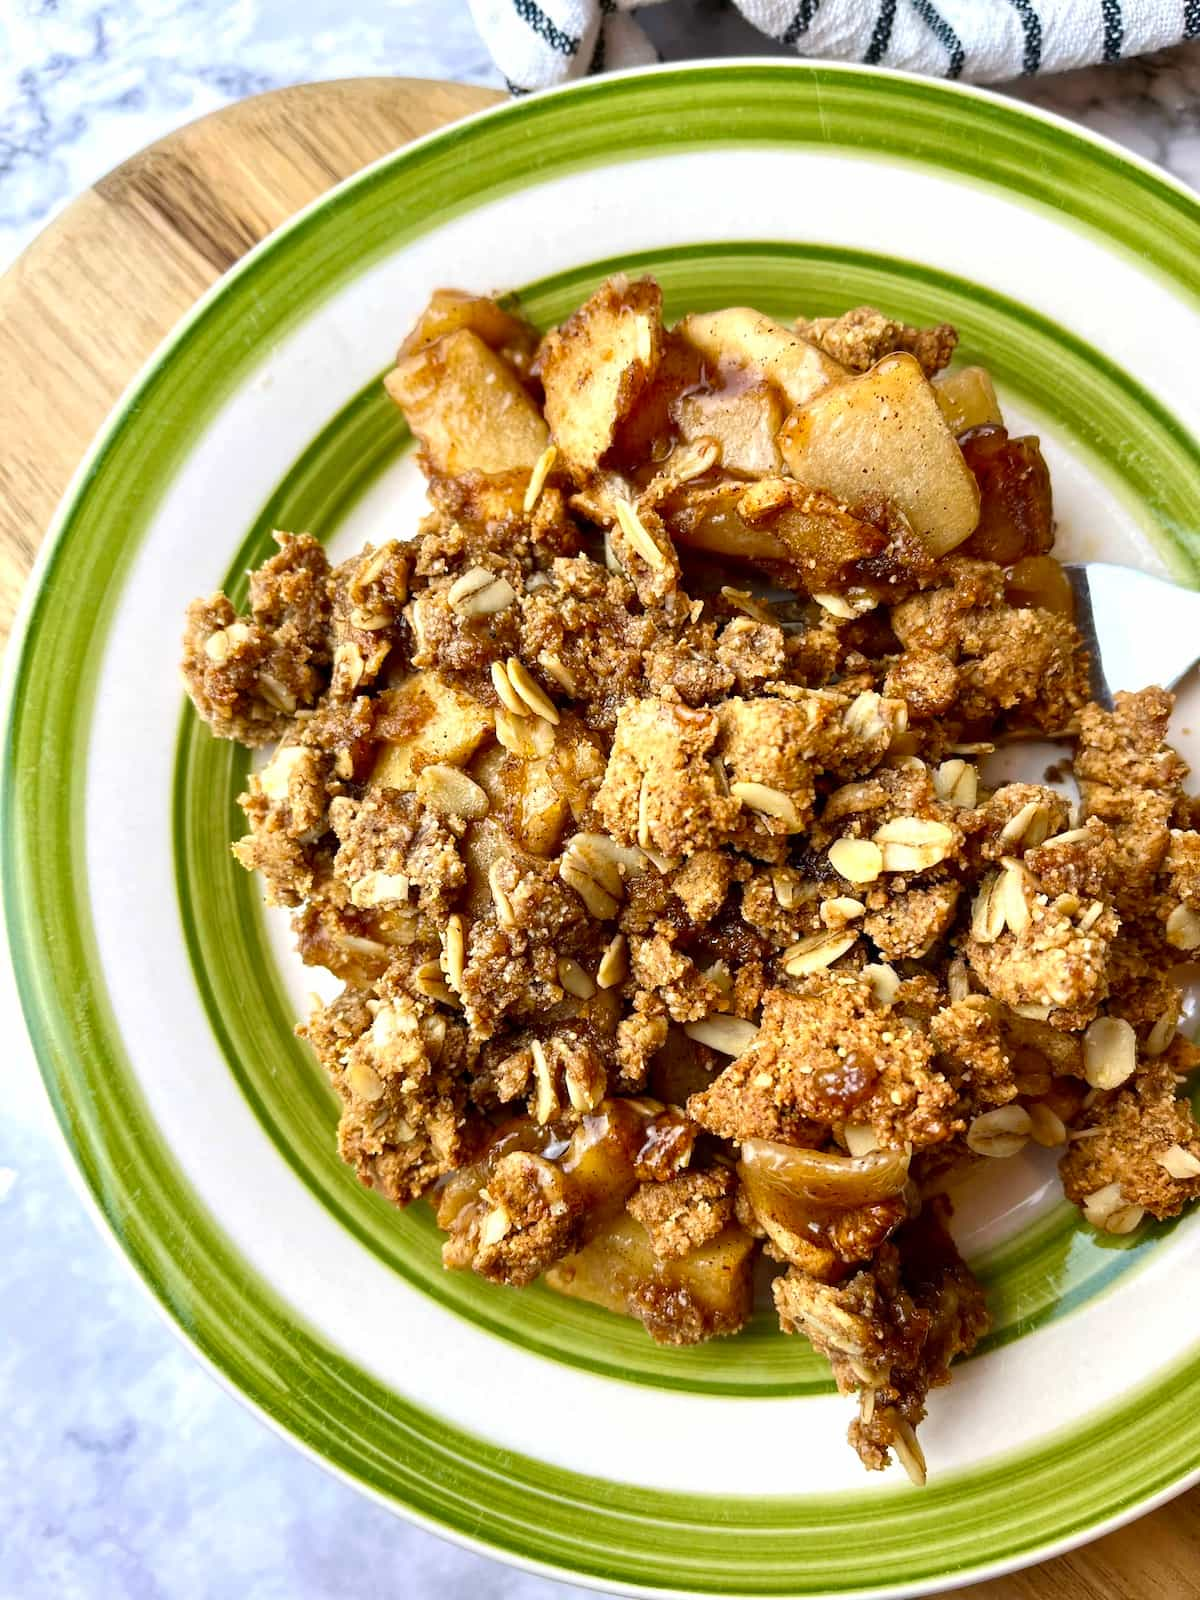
[183,275,1200,1483]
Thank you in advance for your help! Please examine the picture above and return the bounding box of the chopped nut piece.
[966,1104,1031,1158]
[447,568,517,618]
[844,691,907,749]
[348,607,392,633]
[783,929,859,976]
[347,1056,385,1102]
[491,658,528,717]
[523,444,558,513]
[1082,1182,1145,1235]
[684,1016,760,1056]
[1166,903,1200,950]
[557,956,597,1000]
[417,763,490,819]
[862,964,900,1006]
[596,933,630,989]
[821,896,866,928]
[731,780,804,831]
[932,758,977,809]
[872,817,957,874]
[349,870,411,909]
[259,743,308,803]
[1157,1144,1200,1180]
[813,590,878,620]
[506,656,561,724]
[828,837,884,884]
[998,798,1055,849]
[495,705,556,758]
[1083,1016,1138,1090]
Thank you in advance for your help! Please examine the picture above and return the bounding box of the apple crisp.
[183,278,1200,1483]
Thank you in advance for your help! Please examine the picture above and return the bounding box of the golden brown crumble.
[774,1199,988,1482]
[627,1167,737,1260]
[183,274,1200,1484]
[795,306,959,379]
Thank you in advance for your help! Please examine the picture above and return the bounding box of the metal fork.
[1065,563,1200,710]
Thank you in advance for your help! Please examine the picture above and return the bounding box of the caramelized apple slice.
[778,351,980,555]
[957,424,1054,566]
[538,275,665,472]
[545,1212,754,1343]
[677,381,785,476]
[1005,554,1073,618]
[679,308,846,409]
[609,333,706,471]
[398,288,539,375]
[932,366,1003,435]
[656,480,790,562]
[739,1139,910,1208]
[371,673,493,792]
[737,1139,911,1277]
[385,329,549,475]
[657,476,884,591]
[470,718,605,856]
[736,479,886,588]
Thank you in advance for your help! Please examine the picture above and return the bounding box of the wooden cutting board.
[2,72,1196,1600]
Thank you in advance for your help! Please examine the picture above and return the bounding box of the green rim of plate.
[6,62,1200,1596]
[174,239,1197,1400]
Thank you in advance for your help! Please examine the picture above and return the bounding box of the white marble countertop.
[3,11,1200,1598]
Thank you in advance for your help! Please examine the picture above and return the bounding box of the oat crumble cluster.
[183,277,1200,1483]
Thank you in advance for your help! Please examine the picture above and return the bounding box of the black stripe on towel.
[864,0,897,64]
[512,0,579,56]
[587,0,615,74]
[909,0,965,79]
[781,0,822,47]
[1187,0,1200,39]
[1101,0,1123,61]
[587,19,605,72]
[1006,0,1042,74]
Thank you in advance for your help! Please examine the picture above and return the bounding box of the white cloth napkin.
[471,0,1198,94]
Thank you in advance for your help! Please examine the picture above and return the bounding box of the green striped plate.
[5,61,1200,1597]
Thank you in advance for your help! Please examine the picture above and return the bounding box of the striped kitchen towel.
[472,0,1198,93]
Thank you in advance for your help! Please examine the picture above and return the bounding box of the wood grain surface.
[1,71,1195,1600]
